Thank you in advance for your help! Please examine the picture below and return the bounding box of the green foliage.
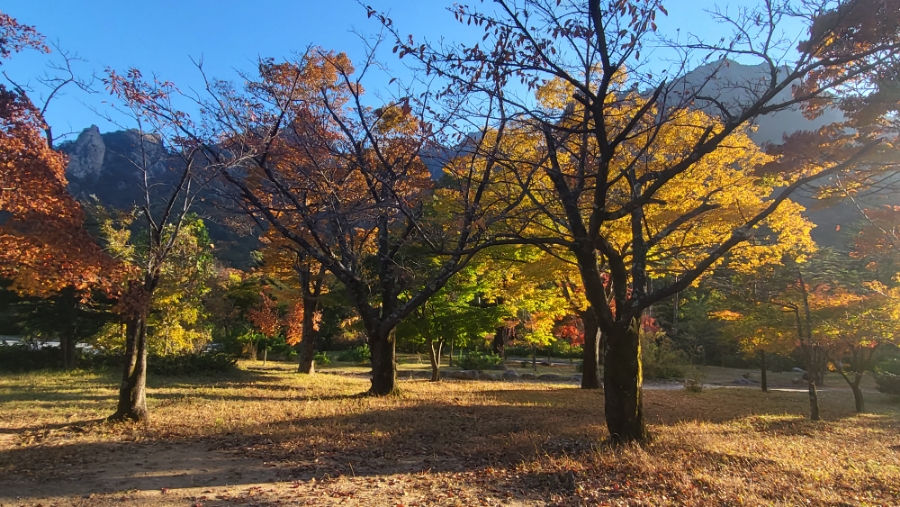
[550,341,583,359]
[875,346,900,375]
[874,372,900,396]
[642,334,690,380]
[314,351,331,366]
[0,345,237,375]
[337,344,370,363]
[459,350,504,370]
[96,211,217,355]
[145,353,237,376]
[0,344,64,372]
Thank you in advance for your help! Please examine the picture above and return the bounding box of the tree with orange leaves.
[108,46,523,395]
[0,12,122,368]
[259,231,327,374]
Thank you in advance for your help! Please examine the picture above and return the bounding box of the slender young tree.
[102,70,216,422]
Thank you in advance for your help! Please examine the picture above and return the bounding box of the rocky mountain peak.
[65,125,105,180]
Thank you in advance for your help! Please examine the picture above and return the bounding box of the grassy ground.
[0,363,898,506]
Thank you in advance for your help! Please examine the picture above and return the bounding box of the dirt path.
[0,433,546,507]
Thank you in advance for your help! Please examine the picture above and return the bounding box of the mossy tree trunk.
[580,308,601,389]
[603,318,648,443]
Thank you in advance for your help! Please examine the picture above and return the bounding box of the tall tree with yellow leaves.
[376,0,900,442]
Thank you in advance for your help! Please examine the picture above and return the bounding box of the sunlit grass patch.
[0,365,898,506]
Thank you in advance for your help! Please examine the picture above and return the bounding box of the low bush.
[146,353,237,376]
[0,345,238,376]
[875,371,900,396]
[0,344,63,372]
[337,344,370,363]
[314,351,331,366]
[459,350,504,370]
[642,335,690,380]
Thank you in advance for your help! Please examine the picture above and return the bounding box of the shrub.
[459,350,504,370]
[337,344,370,363]
[642,335,690,379]
[146,353,237,376]
[874,371,900,396]
[0,344,63,372]
[314,351,331,366]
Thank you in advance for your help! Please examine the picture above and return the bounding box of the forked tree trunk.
[580,309,601,389]
[807,378,820,421]
[427,338,443,382]
[109,312,149,422]
[603,319,648,443]
[369,330,398,395]
[837,367,867,414]
[760,349,768,393]
[298,296,319,374]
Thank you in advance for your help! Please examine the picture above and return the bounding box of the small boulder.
[482,372,502,381]
[502,369,519,381]
[538,373,565,381]
[521,372,537,380]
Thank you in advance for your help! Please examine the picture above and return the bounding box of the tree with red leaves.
[0,12,122,368]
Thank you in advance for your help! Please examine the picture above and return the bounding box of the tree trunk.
[262,345,268,366]
[298,297,319,374]
[603,319,648,443]
[807,378,820,421]
[109,312,149,422]
[580,309,601,389]
[428,338,443,382]
[838,366,867,414]
[58,288,78,370]
[851,382,865,413]
[60,333,77,370]
[448,337,454,368]
[531,345,537,371]
[815,370,825,387]
[760,349,768,393]
[369,330,398,395]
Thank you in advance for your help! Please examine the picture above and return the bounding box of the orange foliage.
[0,15,122,298]
[248,291,281,339]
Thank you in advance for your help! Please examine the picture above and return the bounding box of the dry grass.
[0,363,898,506]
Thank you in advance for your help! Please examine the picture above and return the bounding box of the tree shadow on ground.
[2,380,899,504]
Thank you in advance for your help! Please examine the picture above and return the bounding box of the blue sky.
[4,0,803,139]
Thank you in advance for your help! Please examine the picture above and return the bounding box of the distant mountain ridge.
[60,61,885,262]
[59,126,260,268]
